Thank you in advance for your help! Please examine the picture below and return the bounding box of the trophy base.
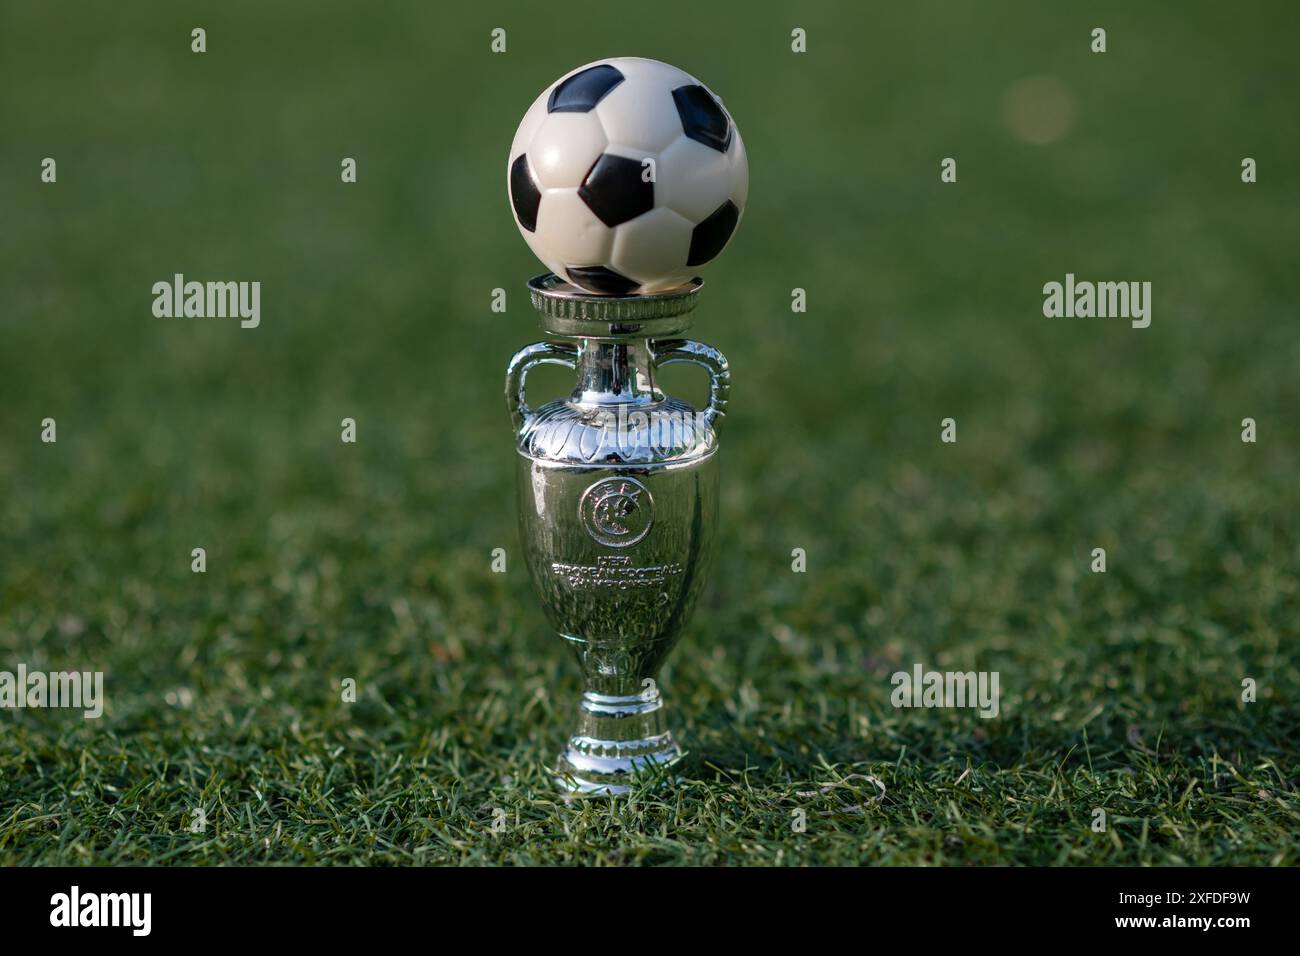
[552,689,685,796]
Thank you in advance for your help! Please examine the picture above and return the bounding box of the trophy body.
[507,274,729,794]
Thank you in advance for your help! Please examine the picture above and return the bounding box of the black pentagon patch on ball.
[578,153,654,227]
[567,265,639,296]
[509,154,541,232]
[687,200,739,266]
[672,85,732,152]
[548,64,625,113]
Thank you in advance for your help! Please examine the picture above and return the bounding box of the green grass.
[1,0,1298,865]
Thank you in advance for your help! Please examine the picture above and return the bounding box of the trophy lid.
[527,273,702,339]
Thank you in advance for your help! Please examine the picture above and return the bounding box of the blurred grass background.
[0,0,1297,864]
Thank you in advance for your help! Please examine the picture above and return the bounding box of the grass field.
[1,1,1298,865]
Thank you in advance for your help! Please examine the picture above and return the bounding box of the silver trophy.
[506,275,728,794]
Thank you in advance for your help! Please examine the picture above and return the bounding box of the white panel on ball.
[594,61,693,156]
[528,113,609,190]
[509,94,550,167]
[728,130,749,210]
[530,188,614,276]
[656,136,734,225]
[610,207,695,292]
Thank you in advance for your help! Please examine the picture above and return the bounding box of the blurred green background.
[1,1,1297,864]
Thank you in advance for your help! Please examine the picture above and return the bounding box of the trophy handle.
[651,339,731,434]
[505,340,578,432]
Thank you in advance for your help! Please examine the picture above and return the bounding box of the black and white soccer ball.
[508,57,748,295]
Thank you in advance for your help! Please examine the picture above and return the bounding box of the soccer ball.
[507,57,748,296]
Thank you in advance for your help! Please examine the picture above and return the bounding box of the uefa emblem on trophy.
[504,57,747,794]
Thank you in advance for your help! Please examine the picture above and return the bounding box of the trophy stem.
[554,673,684,795]
[569,339,662,406]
